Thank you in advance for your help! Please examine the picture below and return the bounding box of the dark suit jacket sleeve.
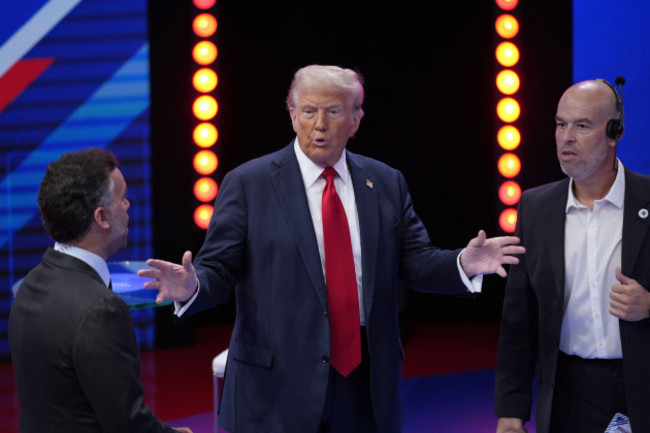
[74,296,175,433]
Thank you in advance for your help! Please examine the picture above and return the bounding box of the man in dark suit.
[9,148,191,433]
[495,79,650,433]
[140,65,524,433]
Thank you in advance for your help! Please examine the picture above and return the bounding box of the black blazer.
[495,168,650,433]
[9,248,175,433]
[185,143,468,433]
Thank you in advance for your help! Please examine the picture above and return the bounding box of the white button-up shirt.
[560,161,624,359]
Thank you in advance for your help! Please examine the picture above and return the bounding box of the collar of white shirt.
[566,159,625,212]
[53,242,111,288]
[293,137,350,188]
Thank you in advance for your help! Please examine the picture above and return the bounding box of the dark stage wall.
[148,1,572,322]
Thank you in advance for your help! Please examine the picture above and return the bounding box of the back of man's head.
[38,148,118,244]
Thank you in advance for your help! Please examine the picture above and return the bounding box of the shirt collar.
[293,137,350,187]
[54,242,111,287]
[566,159,625,212]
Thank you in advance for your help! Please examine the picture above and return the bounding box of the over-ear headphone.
[596,76,625,141]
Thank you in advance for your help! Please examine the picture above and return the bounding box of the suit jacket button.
[322,355,330,363]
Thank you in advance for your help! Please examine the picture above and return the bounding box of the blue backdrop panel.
[0,0,154,356]
[573,0,650,173]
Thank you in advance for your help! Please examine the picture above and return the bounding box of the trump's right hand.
[137,250,198,304]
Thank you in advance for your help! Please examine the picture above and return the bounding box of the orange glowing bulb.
[193,95,218,120]
[193,150,219,175]
[496,0,519,11]
[193,122,218,148]
[495,14,519,39]
[193,13,218,38]
[497,125,521,150]
[193,0,216,9]
[499,208,518,233]
[193,41,218,65]
[498,180,522,206]
[193,68,218,93]
[496,69,520,95]
[498,152,521,178]
[495,41,520,67]
[194,177,219,202]
[496,97,521,123]
[194,204,214,229]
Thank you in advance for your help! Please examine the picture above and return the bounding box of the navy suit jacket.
[495,168,650,433]
[9,248,175,433]
[186,143,470,433]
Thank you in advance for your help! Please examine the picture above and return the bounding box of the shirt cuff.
[457,249,483,293]
[173,279,200,317]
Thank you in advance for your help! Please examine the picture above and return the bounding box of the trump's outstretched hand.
[459,230,525,278]
[137,250,198,304]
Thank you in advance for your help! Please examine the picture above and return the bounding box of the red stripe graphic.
[0,58,54,113]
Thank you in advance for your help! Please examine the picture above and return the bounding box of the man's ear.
[94,207,110,229]
[349,111,362,137]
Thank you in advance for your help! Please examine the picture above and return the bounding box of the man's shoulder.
[523,177,568,200]
[18,250,117,306]
[346,149,400,175]
[229,143,294,175]
[625,167,650,184]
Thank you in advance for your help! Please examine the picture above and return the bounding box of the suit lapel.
[622,169,650,275]
[269,144,328,310]
[541,180,569,301]
[347,153,379,318]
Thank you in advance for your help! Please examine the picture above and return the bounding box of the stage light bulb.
[497,97,521,123]
[193,95,218,120]
[193,41,218,65]
[193,13,218,38]
[193,68,218,93]
[499,208,518,233]
[194,177,219,202]
[497,125,521,150]
[193,122,218,148]
[498,152,521,178]
[495,0,518,11]
[194,150,219,175]
[495,41,520,67]
[499,180,522,206]
[495,14,519,39]
[496,69,520,95]
[193,0,216,9]
[194,204,214,229]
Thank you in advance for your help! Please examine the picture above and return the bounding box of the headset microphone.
[603,75,625,141]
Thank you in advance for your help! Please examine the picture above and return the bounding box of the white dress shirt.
[54,242,111,288]
[560,161,625,359]
[293,139,366,324]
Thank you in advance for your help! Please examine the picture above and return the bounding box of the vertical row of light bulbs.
[191,0,219,229]
[494,0,521,233]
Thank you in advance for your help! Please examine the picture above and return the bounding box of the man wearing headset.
[495,78,650,433]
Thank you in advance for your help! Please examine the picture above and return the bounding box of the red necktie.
[321,167,361,377]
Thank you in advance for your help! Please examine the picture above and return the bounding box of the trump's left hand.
[459,230,525,278]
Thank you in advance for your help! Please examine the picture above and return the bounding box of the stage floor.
[1,320,537,433]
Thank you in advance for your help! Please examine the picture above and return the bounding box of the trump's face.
[290,89,361,168]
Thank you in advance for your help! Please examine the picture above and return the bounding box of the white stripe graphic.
[0,0,82,78]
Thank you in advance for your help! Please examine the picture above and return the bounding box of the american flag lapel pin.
[366,179,373,189]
